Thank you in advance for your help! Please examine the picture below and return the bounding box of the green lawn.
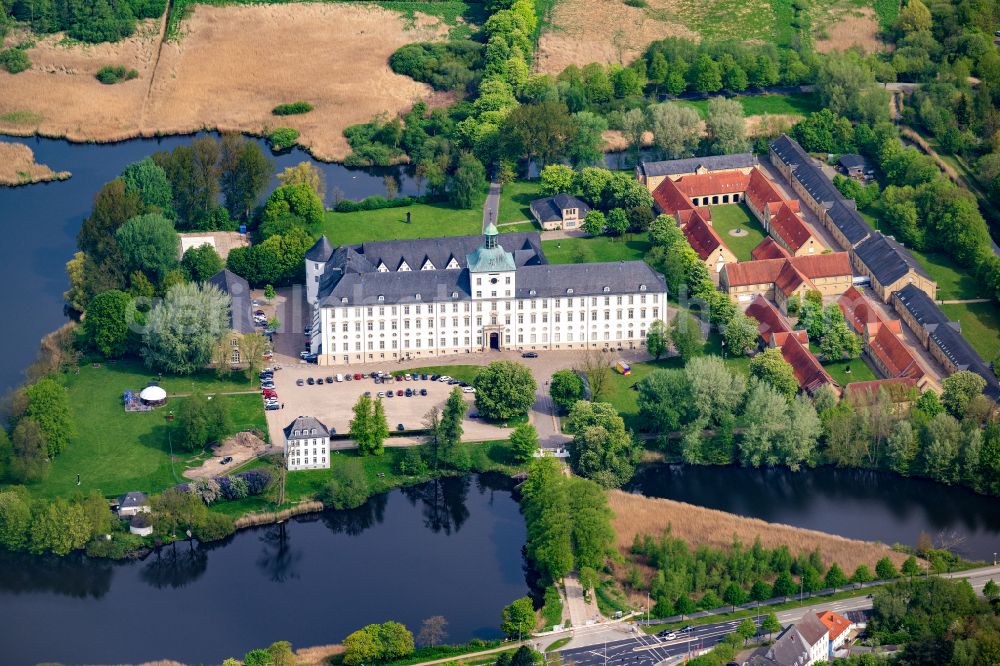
[319,197,484,246]
[822,357,879,387]
[709,203,767,261]
[909,248,989,301]
[676,93,819,119]
[541,236,651,264]
[601,357,681,430]
[940,302,1000,363]
[497,179,543,225]
[22,360,266,500]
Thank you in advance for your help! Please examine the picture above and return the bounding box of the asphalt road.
[557,565,1000,666]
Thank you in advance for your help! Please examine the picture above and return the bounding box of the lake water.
[0,474,528,666]
[629,464,1000,561]
[0,133,417,395]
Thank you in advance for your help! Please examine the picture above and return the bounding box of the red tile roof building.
[752,237,793,261]
[816,610,854,649]
[743,167,786,220]
[720,252,853,311]
[744,294,836,395]
[683,210,737,273]
[838,287,927,386]
[768,202,822,256]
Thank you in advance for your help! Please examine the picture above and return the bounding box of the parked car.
[521,352,538,358]
[354,373,361,380]
[220,456,233,465]
[299,351,311,359]
[364,391,371,397]
[296,378,304,386]
[448,379,460,385]
[468,412,479,419]
[438,375,451,383]
[377,391,385,398]
[265,404,280,411]
[420,388,427,396]
[395,375,403,382]
[430,374,440,381]
[254,309,265,316]
[405,388,413,397]
[336,374,344,382]
[345,374,353,381]
[397,423,405,431]
[421,373,428,380]
[261,382,275,390]
[387,390,394,397]
[404,374,411,381]
[462,386,476,393]
[307,377,315,385]
[326,376,335,383]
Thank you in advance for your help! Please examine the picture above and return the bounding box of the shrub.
[95,65,139,84]
[623,0,647,6]
[236,469,272,496]
[389,41,484,92]
[272,101,314,116]
[267,127,300,151]
[334,195,420,212]
[0,48,31,74]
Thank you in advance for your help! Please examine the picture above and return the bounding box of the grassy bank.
[24,359,265,500]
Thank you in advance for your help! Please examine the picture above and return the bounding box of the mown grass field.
[940,302,1000,363]
[677,93,821,119]
[23,360,266,500]
[497,179,543,225]
[909,248,990,301]
[823,358,879,386]
[541,236,651,264]
[708,204,766,262]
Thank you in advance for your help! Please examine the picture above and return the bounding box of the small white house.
[117,492,150,518]
[129,513,153,537]
[283,416,331,471]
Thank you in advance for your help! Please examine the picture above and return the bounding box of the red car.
[262,389,277,398]
[353,373,362,380]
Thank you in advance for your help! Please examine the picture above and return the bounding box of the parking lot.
[264,364,512,448]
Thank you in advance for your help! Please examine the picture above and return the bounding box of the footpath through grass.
[21,359,266,501]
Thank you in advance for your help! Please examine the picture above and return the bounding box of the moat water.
[0,474,528,666]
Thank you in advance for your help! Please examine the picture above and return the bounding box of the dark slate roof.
[306,236,335,262]
[283,416,330,440]
[321,269,471,306]
[207,269,254,334]
[513,262,667,299]
[893,284,1000,398]
[765,624,811,666]
[529,193,590,223]
[354,232,544,273]
[827,200,871,246]
[853,232,930,286]
[771,134,845,206]
[638,152,756,178]
[118,492,148,508]
[838,154,869,169]
[795,612,830,646]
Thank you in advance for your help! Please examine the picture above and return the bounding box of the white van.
[336,374,344,382]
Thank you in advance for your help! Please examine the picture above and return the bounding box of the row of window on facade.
[337,308,661,332]
[328,328,649,352]
[330,294,655,319]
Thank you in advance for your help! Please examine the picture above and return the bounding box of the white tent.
[139,386,167,403]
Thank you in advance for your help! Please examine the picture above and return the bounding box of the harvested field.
[608,490,909,574]
[0,3,447,161]
[536,0,696,74]
[0,141,71,186]
[815,8,882,53]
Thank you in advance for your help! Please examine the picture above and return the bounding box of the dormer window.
[452,291,459,299]
[529,289,537,296]
[311,428,316,434]
[341,297,348,304]
[603,286,610,293]
[398,261,411,272]
[566,288,574,295]
[377,262,388,273]
[446,257,460,269]
[422,259,435,270]
[378,295,385,302]
[415,293,422,300]
[639,284,646,292]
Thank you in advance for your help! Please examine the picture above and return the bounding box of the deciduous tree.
[142,282,230,374]
[474,361,537,421]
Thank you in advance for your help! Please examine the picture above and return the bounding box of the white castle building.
[304,224,668,366]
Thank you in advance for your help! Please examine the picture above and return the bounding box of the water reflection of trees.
[319,491,388,536]
[256,521,303,583]
[401,476,471,535]
[0,550,113,599]
[140,541,208,589]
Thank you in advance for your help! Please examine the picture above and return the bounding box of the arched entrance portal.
[489,332,500,350]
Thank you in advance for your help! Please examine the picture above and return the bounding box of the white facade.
[284,421,331,471]
[313,289,666,365]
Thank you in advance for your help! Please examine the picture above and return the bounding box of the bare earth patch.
[537,0,697,74]
[0,141,71,186]
[181,430,267,481]
[0,3,447,161]
[815,8,882,54]
[609,490,909,573]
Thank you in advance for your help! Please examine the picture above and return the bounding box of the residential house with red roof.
[682,209,738,276]
[815,610,855,652]
[766,202,824,256]
[752,237,792,261]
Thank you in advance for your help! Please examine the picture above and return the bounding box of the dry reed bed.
[814,8,882,54]
[0,141,71,186]
[536,0,696,74]
[609,490,909,573]
[0,3,447,161]
[233,500,324,529]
